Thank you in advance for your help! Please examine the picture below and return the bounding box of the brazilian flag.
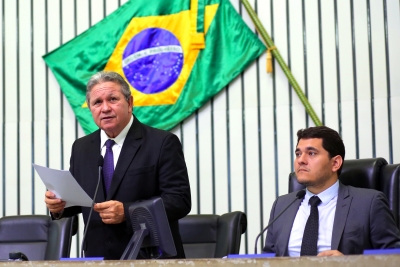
[43,0,266,134]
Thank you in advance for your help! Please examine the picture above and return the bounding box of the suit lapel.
[89,131,106,203]
[280,198,303,255]
[106,117,143,200]
[331,183,352,250]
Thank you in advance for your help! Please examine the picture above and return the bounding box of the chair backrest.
[0,215,76,261]
[288,157,400,228]
[380,163,400,228]
[289,158,388,192]
[178,211,247,258]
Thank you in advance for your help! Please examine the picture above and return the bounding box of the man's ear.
[128,95,133,113]
[331,155,343,173]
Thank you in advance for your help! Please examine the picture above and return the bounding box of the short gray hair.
[86,71,131,106]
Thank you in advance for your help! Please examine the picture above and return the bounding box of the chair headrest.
[339,158,387,190]
[288,158,388,192]
[0,215,51,242]
[179,215,219,243]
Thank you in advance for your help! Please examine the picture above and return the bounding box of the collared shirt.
[288,180,339,256]
[100,115,133,168]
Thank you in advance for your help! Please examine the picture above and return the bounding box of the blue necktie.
[300,196,322,256]
[103,139,115,194]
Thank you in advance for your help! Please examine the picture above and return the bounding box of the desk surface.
[0,255,399,266]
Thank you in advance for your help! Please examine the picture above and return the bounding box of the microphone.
[9,251,28,261]
[254,190,306,254]
[81,155,104,258]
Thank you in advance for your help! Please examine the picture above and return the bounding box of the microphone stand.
[81,156,104,258]
[254,190,306,254]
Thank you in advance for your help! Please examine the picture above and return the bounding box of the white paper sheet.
[33,163,93,207]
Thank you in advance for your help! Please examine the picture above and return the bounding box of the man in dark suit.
[264,126,400,256]
[45,71,191,259]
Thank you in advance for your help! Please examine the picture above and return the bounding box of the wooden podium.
[1,255,399,266]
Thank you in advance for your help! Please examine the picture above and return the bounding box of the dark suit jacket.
[61,116,191,259]
[264,182,400,255]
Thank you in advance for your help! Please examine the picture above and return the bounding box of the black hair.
[297,126,345,175]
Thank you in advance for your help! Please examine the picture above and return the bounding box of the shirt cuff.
[52,210,64,220]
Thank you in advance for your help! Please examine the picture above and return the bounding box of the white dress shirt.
[100,115,133,168]
[288,180,339,256]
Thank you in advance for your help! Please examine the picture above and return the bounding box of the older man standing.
[45,71,191,259]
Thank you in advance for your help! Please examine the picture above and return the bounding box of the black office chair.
[380,163,400,228]
[288,158,399,228]
[178,211,247,258]
[0,215,77,261]
[289,158,387,192]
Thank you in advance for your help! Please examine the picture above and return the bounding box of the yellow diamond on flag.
[103,3,218,107]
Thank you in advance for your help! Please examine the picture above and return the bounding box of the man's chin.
[101,125,118,137]
[297,178,313,187]
[100,122,116,130]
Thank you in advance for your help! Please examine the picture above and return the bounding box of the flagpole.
[240,0,322,127]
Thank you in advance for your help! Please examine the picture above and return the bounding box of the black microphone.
[81,155,104,258]
[9,251,28,261]
[254,190,306,254]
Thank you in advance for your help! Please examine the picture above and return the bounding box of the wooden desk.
[0,255,398,266]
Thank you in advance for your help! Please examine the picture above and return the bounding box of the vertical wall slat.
[288,0,307,158]
[302,0,310,128]
[1,0,5,217]
[32,0,48,215]
[353,0,373,159]
[19,0,33,215]
[105,0,119,16]
[61,0,78,257]
[366,0,377,158]
[4,0,18,216]
[320,0,339,131]
[382,0,393,164]
[90,0,105,26]
[386,0,400,163]
[198,103,214,214]
[273,0,292,198]
[47,0,62,171]
[227,77,245,213]
[304,0,323,127]
[183,115,198,214]
[61,0,78,173]
[337,0,356,159]
[333,0,342,137]
[242,51,262,254]
[30,0,36,215]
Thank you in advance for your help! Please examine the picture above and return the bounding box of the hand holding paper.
[33,163,93,207]
[45,190,66,213]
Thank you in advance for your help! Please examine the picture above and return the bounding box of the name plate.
[60,257,104,261]
[227,253,275,258]
[363,249,400,255]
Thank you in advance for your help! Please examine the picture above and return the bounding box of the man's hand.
[94,200,125,224]
[44,191,66,213]
[317,250,344,257]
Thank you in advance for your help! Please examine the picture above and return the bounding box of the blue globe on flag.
[122,28,184,94]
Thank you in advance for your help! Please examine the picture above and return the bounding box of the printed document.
[33,163,93,207]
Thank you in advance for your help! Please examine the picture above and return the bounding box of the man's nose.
[296,153,307,164]
[101,101,110,111]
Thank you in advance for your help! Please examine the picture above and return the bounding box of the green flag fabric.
[43,0,266,134]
